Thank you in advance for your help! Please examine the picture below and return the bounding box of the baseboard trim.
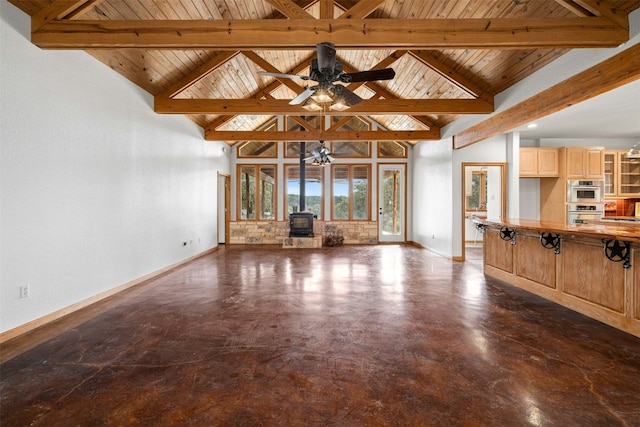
[0,247,219,345]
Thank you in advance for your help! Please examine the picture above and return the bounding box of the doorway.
[378,164,406,242]
[461,163,506,261]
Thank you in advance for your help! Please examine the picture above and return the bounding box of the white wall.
[411,138,454,257]
[0,3,230,333]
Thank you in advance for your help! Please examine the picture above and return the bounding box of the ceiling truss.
[24,0,636,145]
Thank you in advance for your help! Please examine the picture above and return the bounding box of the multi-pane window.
[466,171,487,211]
[238,165,276,220]
[332,165,370,220]
[285,165,323,219]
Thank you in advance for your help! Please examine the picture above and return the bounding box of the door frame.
[377,163,407,243]
[218,172,231,245]
[461,162,506,261]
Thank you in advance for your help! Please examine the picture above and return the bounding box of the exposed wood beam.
[32,18,628,49]
[155,98,494,115]
[573,0,630,29]
[553,0,592,17]
[319,0,334,19]
[202,53,316,133]
[31,0,92,32]
[157,51,240,98]
[408,50,493,102]
[64,0,106,19]
[337,0,386,19]
[327,116,353,131]
[453,42,640,149]
[242,51,306,96]
[288,116,318,131]
[204,129,440,142]
[341,57,441,132]
[263,0,315,19]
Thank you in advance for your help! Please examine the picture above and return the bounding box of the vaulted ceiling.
[10,0,640,146]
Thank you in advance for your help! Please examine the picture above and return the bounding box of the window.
[378,141,408,158]
[238,165,276,220]
[237,122,278,158]
[332,165,370,220]
[466,171,487,211]
[285,165,323,219]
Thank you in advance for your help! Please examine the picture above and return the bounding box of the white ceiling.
[515,79,640,141]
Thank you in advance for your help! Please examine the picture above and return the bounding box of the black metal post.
[299,141,306,211]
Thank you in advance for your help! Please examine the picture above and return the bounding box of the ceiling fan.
[257,42,396,110]
[305,141,335,165]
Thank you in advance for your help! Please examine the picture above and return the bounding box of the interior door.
[378,164,406,242]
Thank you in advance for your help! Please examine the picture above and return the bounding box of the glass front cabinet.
[605,150,640,197]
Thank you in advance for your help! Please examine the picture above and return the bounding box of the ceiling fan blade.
[289,87,315,105]
[340,68,396,83]
[258,71,309,80]
[331,85,363,106]
[316,42,337,75]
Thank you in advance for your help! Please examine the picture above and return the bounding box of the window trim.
[330,164,371,221]
[236,164,278,221]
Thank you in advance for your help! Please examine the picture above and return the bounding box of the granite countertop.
[474,218,640,243]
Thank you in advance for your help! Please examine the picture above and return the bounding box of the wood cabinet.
[565,146,604,179]
[604,150,640,196]
[519,147,559,177]
[604,151,617,196]
[481,220,640,338]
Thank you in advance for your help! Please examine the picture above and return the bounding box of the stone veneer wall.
[229,220,378,245]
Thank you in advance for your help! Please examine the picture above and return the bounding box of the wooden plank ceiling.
[10,0,640,145]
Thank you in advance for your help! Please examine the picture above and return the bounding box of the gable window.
[238,165,276,220]
[332,165,370,220]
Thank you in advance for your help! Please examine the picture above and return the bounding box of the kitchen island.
[475,218,640,338]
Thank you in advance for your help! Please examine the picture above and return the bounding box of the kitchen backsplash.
[604,198,639,217]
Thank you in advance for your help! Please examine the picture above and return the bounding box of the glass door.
[378,164,406,242]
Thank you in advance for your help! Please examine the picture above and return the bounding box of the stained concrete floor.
[1,244,640,426]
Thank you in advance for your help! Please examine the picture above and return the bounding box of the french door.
[378,164,406,242]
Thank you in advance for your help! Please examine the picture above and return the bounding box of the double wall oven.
[566,180,604,224]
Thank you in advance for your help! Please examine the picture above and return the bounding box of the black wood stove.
[289,212,314,237]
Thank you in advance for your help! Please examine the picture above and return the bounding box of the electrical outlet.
[20,286,30,298]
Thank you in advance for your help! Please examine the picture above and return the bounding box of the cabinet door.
[604,151,617,196]
[537,148,559,176]
[565,147,585,179]
[584,148,604,179]
[618,152,640,196]
[519,148,538,177]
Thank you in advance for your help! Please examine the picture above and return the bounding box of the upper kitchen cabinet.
[519,148,559,177]
[564,147,604,179]
[604,150,640,197]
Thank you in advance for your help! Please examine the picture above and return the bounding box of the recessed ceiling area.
[516,79,640,141]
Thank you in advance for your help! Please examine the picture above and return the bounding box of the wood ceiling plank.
[553,0,592,17]
[453,41,640,149]
[204,129,440,141]
[157,51,240,98]
[337,0,385,19]
[241,51,305,96]
[409,50,492,102]
[155,98,494,115]
[32,17,629,49]
[263,0,315,19]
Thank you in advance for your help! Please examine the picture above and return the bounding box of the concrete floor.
[1,244,640,426]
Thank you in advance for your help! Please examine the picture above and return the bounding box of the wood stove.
[289,212,314,237]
